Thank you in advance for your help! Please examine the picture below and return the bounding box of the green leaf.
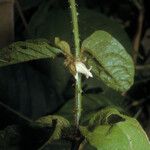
[82,30,135,92]
[80,108,150,150]
[0,39,61,67]
[35,115,70,143]
[19,0,42,10]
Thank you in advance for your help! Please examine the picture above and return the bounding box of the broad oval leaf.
[82,30,135,92]
[0,39,61,67]
[80,108,150,150]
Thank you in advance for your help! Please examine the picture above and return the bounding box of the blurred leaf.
[83,76,125,104]
[28,6,132,53]
[19,0,43,10]
[49,57,71,96]
[57,93,124,125]
[44,140,71,150]
[0,125,20,150]
[0,39,61,67]
[35,115,70,143]
[82,30,134,92]
[80,107,150,150]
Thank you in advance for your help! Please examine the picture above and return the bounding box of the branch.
[15,0,29,32]
[132,0,144,64]
[0,101,33,123]
[136,64,150,70]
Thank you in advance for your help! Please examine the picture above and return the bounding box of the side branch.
[132,0,144,64]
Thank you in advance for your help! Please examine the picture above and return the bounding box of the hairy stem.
[68,0,82,128]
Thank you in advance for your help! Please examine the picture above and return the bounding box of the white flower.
[75,61,93,79]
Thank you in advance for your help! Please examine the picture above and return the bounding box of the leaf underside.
[0,39,61,67]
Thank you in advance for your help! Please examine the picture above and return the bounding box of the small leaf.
[0,39,61,67]
[35,115,70,143]
[80,108,150,150]
[55,37,71,55]
[82,30,135,92]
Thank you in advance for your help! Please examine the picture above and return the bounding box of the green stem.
[68,0,82,128]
